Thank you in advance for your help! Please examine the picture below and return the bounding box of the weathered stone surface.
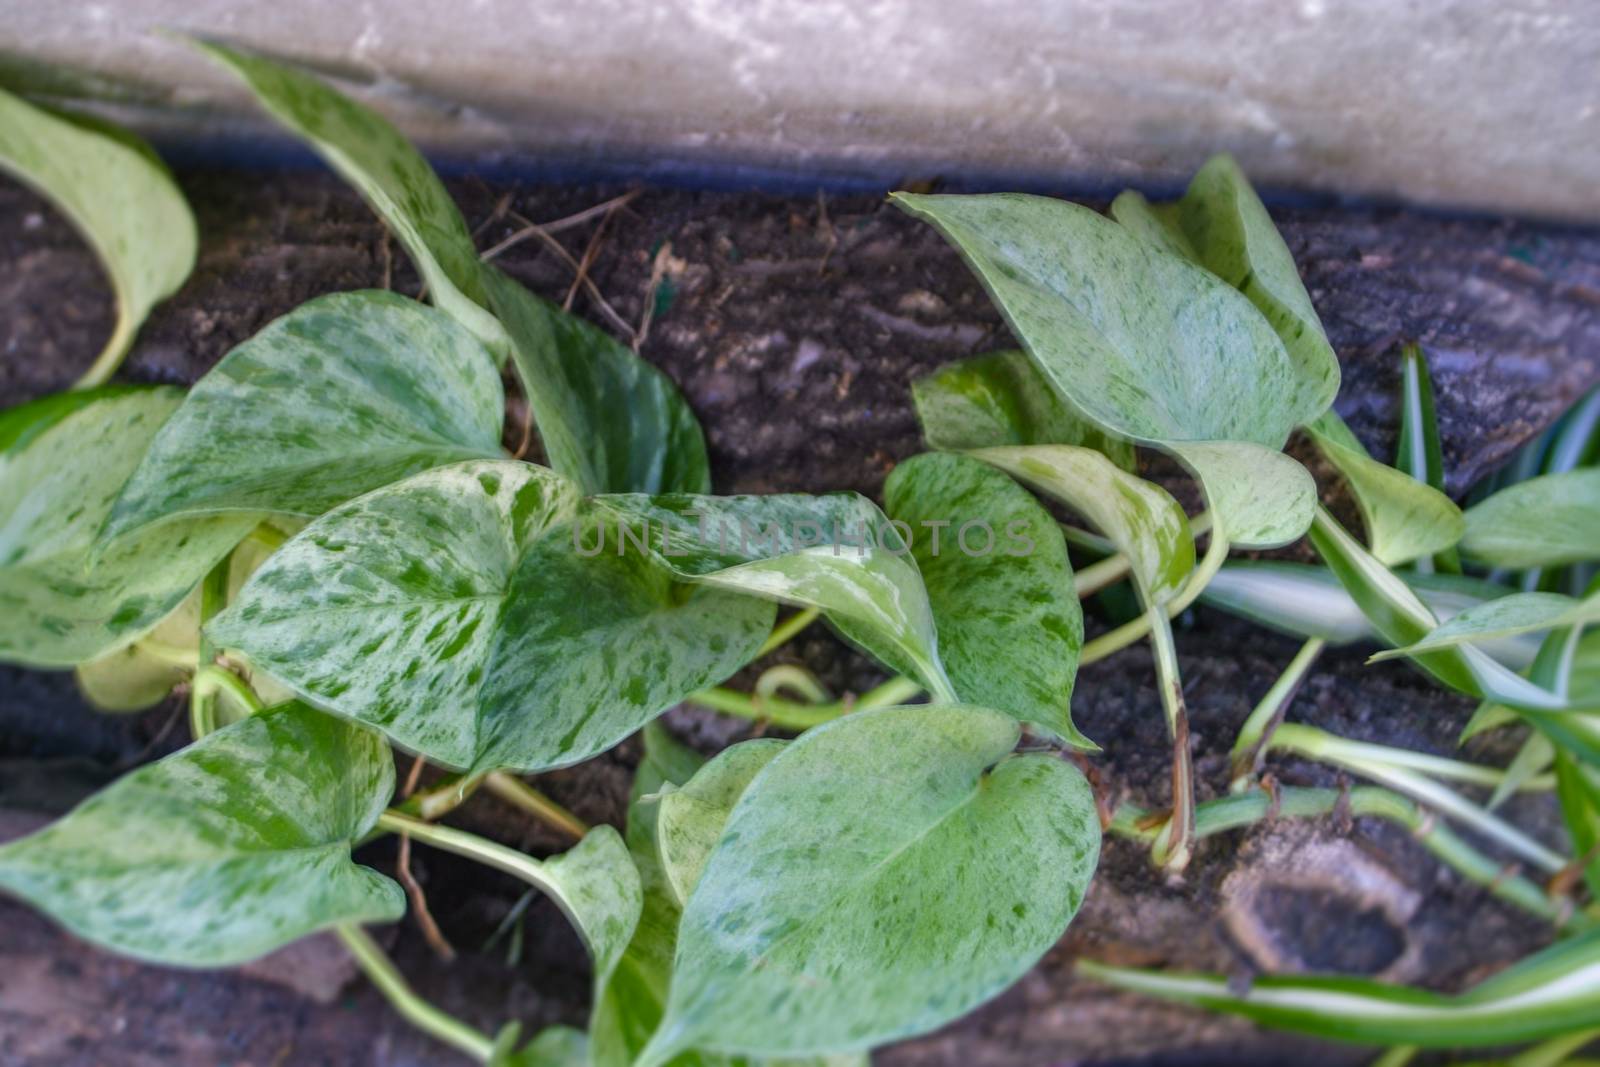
[1,167,1598,1065]
[4,2,1600,218]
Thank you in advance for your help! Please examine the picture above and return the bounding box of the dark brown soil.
[3,167,1600,1067]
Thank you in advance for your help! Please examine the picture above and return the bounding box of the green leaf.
[642,703,1100,1063]
[1396,345,1448,493]
[103,291,505,541]
[1167,440,1316,549]
[1304,411,1464,566]
[883,452,1089,746]
[541,826,645,998]
[491,1024,589,1067]
[1106,191,1196,261]
[0,89,196,387]
[1200,562,1541,667]
[209,460,772,772]
[893,189,1333,547]
[1462,468,1600,569]
[1370,590,1600,662]
[1079,927,1600,1048]
[594,493,955,700]
[965,445,1193,605]
[0,701,401,966]
[484,266,710,495]
[1555,751,1600,899]
[909,349,1135,469]
[657,739,787,907]
[193,39,506,356]
[0,388,254,666]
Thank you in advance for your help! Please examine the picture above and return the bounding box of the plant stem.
[1073,511,1214,600]
[334,925,495,1062]
[1147,607,1194,871]
[134,637,201,668]
[376,811,565,900]
[1268,723,1566,873]
[1110,785,1586,931]
[484,772,589,840]
[1081,530,1230,665]
[756,607,821,657]
[688,675,923,730]
[188,556,233,740]
[1228,636,1327,789]
[246,522,289,552]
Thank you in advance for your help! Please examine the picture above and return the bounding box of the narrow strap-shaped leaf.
[0,387,254,666]
[0,702,402,966]
[193,39,507,356]
[103,290,506,541]
[0,89,196,387]
[484,265,710,494]
[1462,468,1600,569]
[593,492,955,700]
[909,349,1135,469]
[642,704,1099,1063]
[966,445,1193,605]
[883,452,1089,746]
[1370,590,1600,661]
[1079,928,1600,1048]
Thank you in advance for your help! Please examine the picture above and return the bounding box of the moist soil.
[3,169,1600,1066]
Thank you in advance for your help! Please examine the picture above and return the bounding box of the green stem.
[688,675,923,730]
[188,556,233,740]
[246,522,289,552]
[756,607,821,657]
[755,664,831,705]
[395,772,488,822]
[1074,511,1214,600]
[71,309,137,390]
[1147,607,1194,871]
[1269,723,1566,873]
[1229,636,1327,788]
[134,637,200,668]
[1111,785,1586,931]
[376,811,565,900]
[1081,529,1230,665]
[484,772,589,840]
[335,925,495,1062]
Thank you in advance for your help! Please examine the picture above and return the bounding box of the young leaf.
[893,190,1332,547]
[0,388,254,666]
[0,702,401,966]
[883,452,1090,746]
[1305,410,1464,567]
[103,291,505,541]
[1106,191,1196,261]
[208,461,772,772]
[965,445,1193,605]
[1200,562,1542,667]
[483,266,710,495]
[1370,590,1600,661]
[1462,469,1600,569]
[657,738,787,906]
[540,826,645,998]
[1396,345,1448,493]
[593,493,956,700]
[909,349,1135,469]
[641,703,1100,1063]
[0,89,196,388]
[1079,927,1600,1048]
[193,40,506,356]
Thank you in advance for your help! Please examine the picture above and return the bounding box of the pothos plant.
[3,39,1600,1067]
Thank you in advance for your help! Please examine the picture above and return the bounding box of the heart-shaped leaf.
[965,445,1193,605]
[103,290,505,542]
[657,739,787,906]
[883,452,1089,746]
[594,493,956,700]
[892,191,1329,547]
[209,460,772,772]
[194,40,506,355]
[0,89,196,387]
[641,703,1100,1063]
[1462,468,1600,569]
[1303,411,1464,566]
[910,349,1135,469]
[0,701,401,966]
[1370,590,1600,662]
[0,388,254,666]
[484,266,710,495]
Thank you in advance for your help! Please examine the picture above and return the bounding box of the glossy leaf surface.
[0,388,252,666]
[657,739,787,907]
[644,704,1099,1062]
[0,702,401,965]
[883,452,1089,745]
[0,89,196,387]
[105,291,504,540]
[1461,469,1600,569]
